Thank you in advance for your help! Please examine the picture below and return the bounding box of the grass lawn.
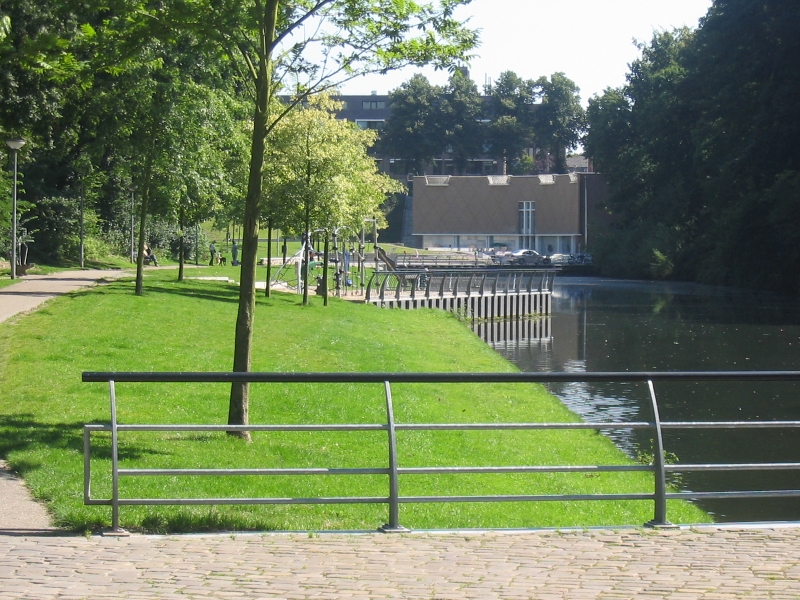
[0,269,710,533]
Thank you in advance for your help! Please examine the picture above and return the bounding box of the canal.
[476,276,800,523]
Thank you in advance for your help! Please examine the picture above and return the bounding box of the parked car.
[508,249,550,266]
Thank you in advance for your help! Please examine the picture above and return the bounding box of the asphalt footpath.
[0,270,130,324]
[1,270,799,598]
[0,269,131,534]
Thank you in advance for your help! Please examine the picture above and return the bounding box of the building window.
[362,100,386,110]
[340,101,348,110]
[518,201,535,245]
[355,120,385,131]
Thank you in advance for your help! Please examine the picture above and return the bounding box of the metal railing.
[365,268,556,303]
[393,253,495,268]
[81,371,800,533]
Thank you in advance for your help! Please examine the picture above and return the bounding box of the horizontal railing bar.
[82,370,800,383]
[115,424,387,432]
[91,421,800,433]
[108,493,654,506]
[397,422,654,430]
[115,497,388,506]
[120,468,389,476]
[660,421,800,428]
[665,463,800,471]
[398,493,654,503]
[117,465,651,477]
[108,491,800,505]
[398,465,650,474]
[666,490,800,499]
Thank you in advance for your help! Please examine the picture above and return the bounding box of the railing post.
[107,380,128,535]
[83,426,92,504]
[645,379,674,528]
[380,380,408,532]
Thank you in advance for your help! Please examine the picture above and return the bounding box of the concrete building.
[411,173,606,253]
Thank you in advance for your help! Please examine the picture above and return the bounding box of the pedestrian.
[231,240,239,266]
[209,241,216,266]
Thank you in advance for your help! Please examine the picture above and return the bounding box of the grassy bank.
[0,269,710,532]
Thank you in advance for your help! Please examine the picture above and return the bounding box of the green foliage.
[533,72,585,173]
[379,74,445,173]
[379,68,586,176]
[484,71,537,169]
[585,1,800,294]
[441,70,484,174]
[264,94,404,236]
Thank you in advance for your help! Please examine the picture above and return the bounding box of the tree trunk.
[134,121,159,296]
[228,0,279,438]
[265,218,272,297]
[178,205,185,282]
[133,86,167,296]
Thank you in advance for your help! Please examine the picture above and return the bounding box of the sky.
[339,0,713,104]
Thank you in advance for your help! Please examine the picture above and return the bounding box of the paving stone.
[1,526,800,597]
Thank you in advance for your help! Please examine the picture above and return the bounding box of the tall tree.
[148,0,477,434]
[440,70,484,174]
[379,74,445,174]
[533,73,585,174]
[585,0,800,292]
[484,71,537,173]
[585,29,699,279]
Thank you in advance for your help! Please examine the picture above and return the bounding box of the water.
[479,277,800,522]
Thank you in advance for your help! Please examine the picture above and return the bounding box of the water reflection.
[481,277,800,522]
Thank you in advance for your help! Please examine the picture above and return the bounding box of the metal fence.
[81,371,800,533]
[365,268,555,302]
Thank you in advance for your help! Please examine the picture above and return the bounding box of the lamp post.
[5,138,25,279]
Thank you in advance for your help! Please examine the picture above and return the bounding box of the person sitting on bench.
[144,245,159,266]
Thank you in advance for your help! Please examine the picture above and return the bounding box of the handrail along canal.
[81,370,800,533]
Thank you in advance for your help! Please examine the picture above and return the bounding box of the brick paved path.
[1,527,799,599]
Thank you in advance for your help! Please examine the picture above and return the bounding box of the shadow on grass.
[138,279,311,308]
[141,283,242,305]
[0,413,170,472]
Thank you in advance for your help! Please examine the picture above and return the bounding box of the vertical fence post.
[83,426,92,504]
[107,380,128,535]
[645,379,673,528]
[380,380,408,532]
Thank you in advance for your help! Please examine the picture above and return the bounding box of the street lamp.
[5,138,25,279]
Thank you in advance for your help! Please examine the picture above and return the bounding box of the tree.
[584,29,699,279]
[484,71,537,173]
[533,73,585,174]
[585,0,800,292]
[147,0,477,434]
[440,70,484,174]
[265,95,403,301]
[379,74,445,174]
